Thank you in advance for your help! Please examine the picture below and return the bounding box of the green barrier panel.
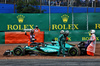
[44,30,100,42]
[0,14,49,31]
[50,13,100,30]
[88,13,100,30]
[51,13,73,30]
[74,13,87,30]
[51,13,87,30]
[0,32,5,44]
[0,13,100,31]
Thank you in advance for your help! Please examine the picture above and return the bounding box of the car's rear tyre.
[13,46,25,56]
[68,47,80,56]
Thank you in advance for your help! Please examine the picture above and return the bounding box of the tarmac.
[0,59,100,66]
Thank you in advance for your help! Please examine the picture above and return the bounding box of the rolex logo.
[88,31,91,36]
[61,14,69,23]
[17,15,25,23]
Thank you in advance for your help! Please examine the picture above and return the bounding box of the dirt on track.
[0,44,100,59]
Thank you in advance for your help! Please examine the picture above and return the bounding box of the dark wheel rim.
[14,48,22,56]
[69,48,77,56]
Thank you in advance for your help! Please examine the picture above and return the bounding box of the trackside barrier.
[5,32,44,44]
[0,30,99,44]
[0,13,100,31]
[44,30,100,42]
[0,32,5,44]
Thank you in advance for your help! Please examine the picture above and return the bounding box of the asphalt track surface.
[0,59,100,66]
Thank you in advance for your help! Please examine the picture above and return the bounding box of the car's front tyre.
[13,46,25,56]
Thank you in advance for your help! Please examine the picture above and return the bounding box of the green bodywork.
[11,41,74,56]
[24,41,73,54]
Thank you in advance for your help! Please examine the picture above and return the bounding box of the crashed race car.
[3,40,90,56]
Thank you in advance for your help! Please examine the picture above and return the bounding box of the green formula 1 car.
[3,40,88,56]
